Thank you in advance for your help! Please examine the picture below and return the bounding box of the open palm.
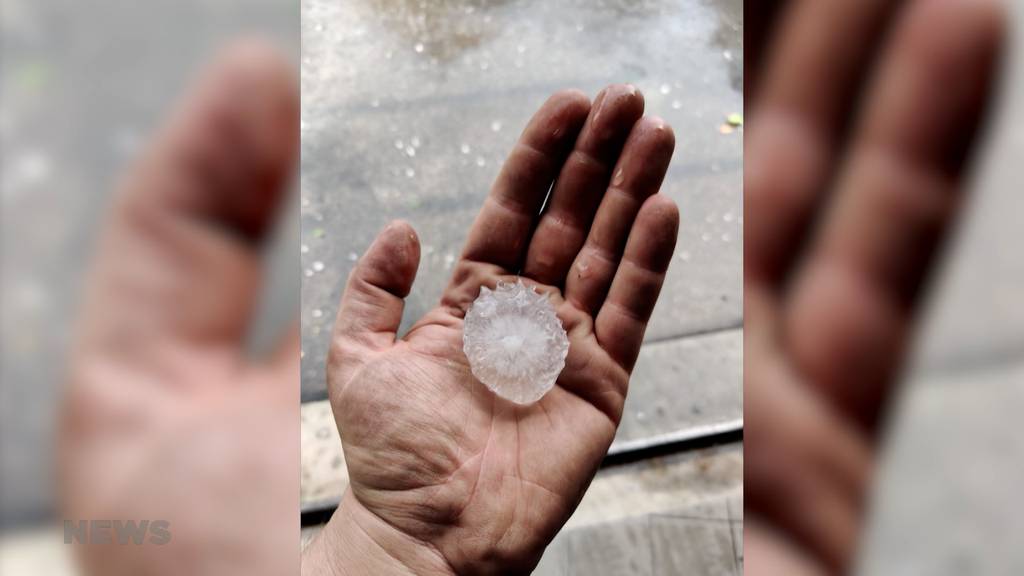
[327,86,678,574]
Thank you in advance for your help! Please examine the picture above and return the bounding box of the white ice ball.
[462,280,570,404]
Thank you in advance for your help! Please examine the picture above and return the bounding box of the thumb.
[333,220,420,354]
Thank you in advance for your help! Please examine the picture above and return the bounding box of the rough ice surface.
[462,280,569,404]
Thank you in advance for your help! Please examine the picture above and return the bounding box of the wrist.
[302,490,455,576]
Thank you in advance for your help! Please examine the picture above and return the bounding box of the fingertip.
[360,220,421,298]
[642,193,680,221]
[549,88,592,114]
[524,89,592,150]
[211,37,295,88]
[637,115,677,153]
[584,84,646,148]
[634,194,680,271]
[383,218,419,242]
[640,194,680,233]
[389,219,421,265]
[601,83,646,115]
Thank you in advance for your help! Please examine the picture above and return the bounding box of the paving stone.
[727,492,743,571]
[566,517,653,576]
[731,519,743,573]
[650,512,738,576]
[614,328,741,451]
[300,401,348,508]
[532,534,570,576]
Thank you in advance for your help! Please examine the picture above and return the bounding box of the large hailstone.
[462,280,570,404]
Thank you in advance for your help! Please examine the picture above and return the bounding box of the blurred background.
[0,0,743,572]
[2,0,1023,573]
[855,3,1024,573]
[0,0,297,565]
[297,0,743,574]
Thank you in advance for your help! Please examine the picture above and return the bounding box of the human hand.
[304,85,678,574]
[744,0,1004,573]
[59,41,299,576]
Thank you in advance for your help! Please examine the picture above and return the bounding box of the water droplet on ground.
[313,261,325,272]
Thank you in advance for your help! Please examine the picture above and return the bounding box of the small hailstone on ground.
[462,280,569,404]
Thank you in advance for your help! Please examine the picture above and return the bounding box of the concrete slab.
[615,328,742,451]
[650,512,738,575]
[300,401,347,508]
[566,517,654,576]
